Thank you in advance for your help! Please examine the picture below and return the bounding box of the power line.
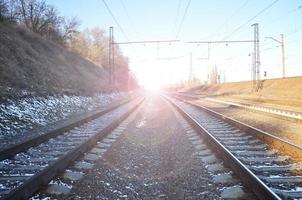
[101,0,129,40]
[263,3,302,28]
[169,0,183,62]
[172,0,183,33]
[221,0,250,27]
[175,0,192,39]
[209,0,250,39]
[195,0,250,60]
[158,56,185,60]
[114,40,180,45]
[286,35,302,45]
[285,25,302,37]
[222,0,280,40]
[119,0,139,36]
[262,45,280,53]
[188,40,256,44]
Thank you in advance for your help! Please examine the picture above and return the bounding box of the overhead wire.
[287,26,302,36]
[286,35,302,45]
[262,45,280,53]
[101,0,129,40]
[201,0,280,67]
[203,0,250,40]
[219,0,250,29]
[260,3,302,51]
[195,0,250,62]
[263,3,302,28]
[101,0,142,65]
[222,0,280,40]
[169,0,185,67]
[172,0,183,34]
[260,3,302,49]
[196,0,280,63]
[174,0,192,69]
[175,0,192,39]
[119,0,139,37]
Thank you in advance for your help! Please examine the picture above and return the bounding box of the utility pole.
[207,66,209,84]
[281,34,285,78]
[189,52,193,84]
[207,43,210,60]
[188,30,258,88]
[113,39,180,87]
[112,27,115,85]
[252,23,260,91]
[108,26,113,87]
[265,34,285,78]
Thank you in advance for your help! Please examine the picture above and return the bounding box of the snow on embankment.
[0,92,126,147]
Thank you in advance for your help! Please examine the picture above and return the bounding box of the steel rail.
[0,97,135,161]
[206,98,302,121]
[174,92,302,121]
[172,95,302,162]
[1,98,144,200]
[164,96,281,200]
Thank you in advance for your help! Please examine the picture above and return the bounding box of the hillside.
[0,22,111,99]
[179,76,302,102]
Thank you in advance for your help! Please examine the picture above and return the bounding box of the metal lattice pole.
[109,26,113,86]
[252,23,260,91]
[112,27,115,86]
[281,34,285,78]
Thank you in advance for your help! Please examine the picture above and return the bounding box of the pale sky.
[47,0,302,88]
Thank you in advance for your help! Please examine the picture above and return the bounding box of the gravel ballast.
[0,92,126,149]
[62,96,225,199]
[193,98,302,146]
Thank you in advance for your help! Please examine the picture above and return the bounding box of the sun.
[142,81,161,91]
[132,60,167,90]
[138,70,163,90]
[130,57,188,90]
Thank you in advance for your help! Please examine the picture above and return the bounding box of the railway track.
[173,92,302,121]
[206,98,302,121]
[0,97,144,200]
[0,97,135,160]
[166,96,302,200]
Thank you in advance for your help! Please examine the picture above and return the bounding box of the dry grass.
[0,22,110,99]
[179,77,302,107]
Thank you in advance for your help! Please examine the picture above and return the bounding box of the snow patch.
[0,92,126,147]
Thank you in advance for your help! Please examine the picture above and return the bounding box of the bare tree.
[0,0,19,22]
[210,66,220,84]
[66,27,130,83]
[0,0,8,21]
[2,0,81,45]
[18,0,62,36]
[6,0,19,22]
[67,27,107,66]
[89,28,107,65]
[67,30,90,58]
[61,16,80,43]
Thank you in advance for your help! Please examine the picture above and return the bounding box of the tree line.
[0,0,77,43]
[0,0,137,90]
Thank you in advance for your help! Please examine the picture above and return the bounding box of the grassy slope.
[0,22,110,98]
[179,76,302,102]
